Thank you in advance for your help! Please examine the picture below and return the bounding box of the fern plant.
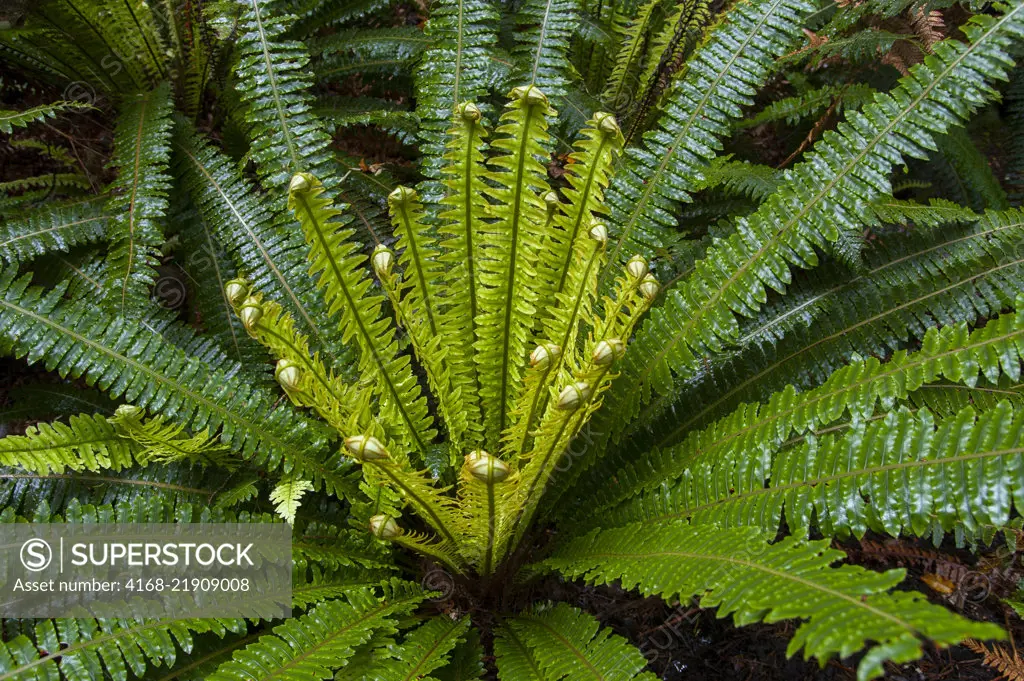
[1,0,1024,679]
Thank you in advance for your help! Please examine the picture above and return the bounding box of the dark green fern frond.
[0,100,93,133]
[232,0,339,196]
[584,303,1024,520]
[312,28,429,81]
[602,0,813,271]
[924,126,1009,212]
[206,582,425,681]
[630,206,1024,448]
[602,5,1024,445]
[737,82,876,129]
[0,618,245,681]
[540,522,1004,681]
[368,616,470,681]
[0,197,111,266]
[0,269,335,480]
[512,0,580,110]
[618,402,1024,545]
[497,603,657,681]
[315,96,419,146]
[102,82,174,315]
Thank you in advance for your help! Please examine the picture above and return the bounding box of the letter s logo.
[20,538,52,572]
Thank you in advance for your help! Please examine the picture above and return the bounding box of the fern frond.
[926,126,1009,212]
[270,476,313,523]
[436,103,490,447]
[0,618,245,681]
[603,0,813,269]
[0,270,335,481]
[603,6,1024,443]
[173,121,354,372]
[369,616,470,680]
[737,83,876,129]
[626,0,712,141]
[414,0,498,190]
[601,0,672,112]
[476,87,557,445]
[207,583,425,681]
[618,402,1024,544]
[102,82,174,315]
[289,172,436,459]
[0,197,111,266]
[173,203,268,370]
[315,96,418,145]
[584,303,1024,518]
[382,187,471,447]
[312,28,429,80]
[498,603,657,681]
[634,206,1024,446]
[540,522,1005,680]
[0,100,93,134]
[512,0,580,108]
[111,405,233,468]
[233,0,338,195]
[0,413,133,474]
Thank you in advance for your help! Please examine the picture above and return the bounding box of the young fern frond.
[270,476,313,523]
[110,404,233,468]
[436,103,490,446]
[502,269,654,559]
[0,413,134,474]
[289,172,437,459]
[381,187,471,447]
[173,122,354,373]
[539,523,1004,681]
[102,82,174,315]
[477,86,558,446]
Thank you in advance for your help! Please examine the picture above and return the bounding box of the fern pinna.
[1,0,1024,679]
